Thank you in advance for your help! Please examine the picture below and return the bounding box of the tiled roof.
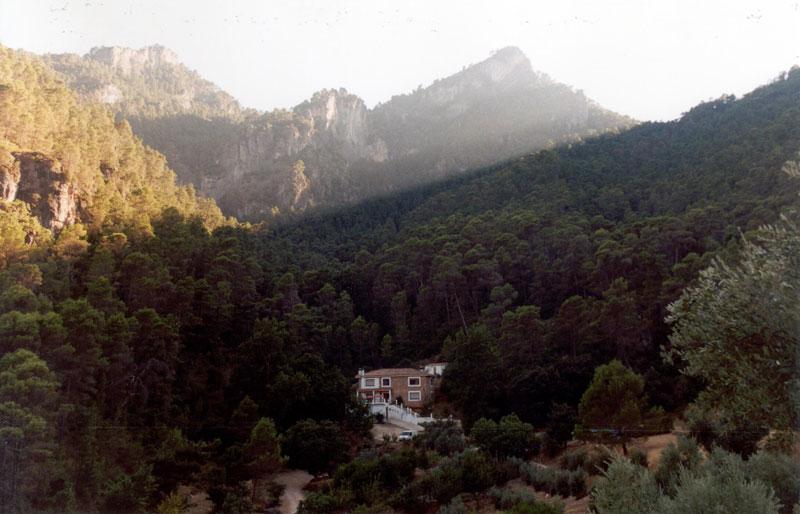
[357,368,432,378]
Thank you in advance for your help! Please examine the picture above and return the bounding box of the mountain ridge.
[43,45,635,220]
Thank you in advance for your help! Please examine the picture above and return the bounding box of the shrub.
[591,458,661,514]
[629,448,648,468]
[545,403,576,449]
[416,419,466,456]
[390,450,496,510]
[458,450,494,492]
[568,470,587,497]
[282,419,350,474]
[297,492,340,514]
[654,435,701,495]
[519,462,586,498]
[659,448,780,514]
[470,414,535,458]
[746,451,800,513]
[562,448,588,471]
[490,487,564,513]
[437,495,469,514]
[490,486,538,510]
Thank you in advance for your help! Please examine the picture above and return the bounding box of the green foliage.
[470,414,535,458]
[591,458,662,514]
[0,45,228,235]
[391,450,498,511]
[415,419,466,456]
[653,435,702,495]
[282,419,351,474]
[577,360,647,446]
[545,403,576,450]
[518,461,586,498]
[437,495,469,514]
[594,445,789,514]
[666,213,800,449]
[746,451,800,513]
[659,448,780,514]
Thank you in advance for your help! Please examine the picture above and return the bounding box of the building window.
[381,377,391,387]
[364,378,378,388]
[408,391,422,402]
[408,376,421,387]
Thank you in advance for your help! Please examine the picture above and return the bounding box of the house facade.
[355,367,441,410]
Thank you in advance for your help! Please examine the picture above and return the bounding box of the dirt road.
[274,469,314,514]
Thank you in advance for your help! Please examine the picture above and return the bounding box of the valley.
[0,17,798,514]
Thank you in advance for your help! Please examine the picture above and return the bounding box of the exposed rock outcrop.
[1,152,78,231]
[87,45,181,76]
[44,45,635,220]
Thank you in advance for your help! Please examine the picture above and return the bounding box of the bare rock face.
[207,88,390,218]
[43,45,634,221]
[87,45,181,77]
[2,152,78,231]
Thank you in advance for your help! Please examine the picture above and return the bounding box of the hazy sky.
[2,0,798,121]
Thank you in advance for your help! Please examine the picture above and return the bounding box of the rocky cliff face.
[207,89,389,218]
[44,45,243,119]
[1,152,78,231]
[87,45,181,76]
[44,45,634,221]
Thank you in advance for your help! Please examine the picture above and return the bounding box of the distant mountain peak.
[473,46,533,83]
[87,45,181,75]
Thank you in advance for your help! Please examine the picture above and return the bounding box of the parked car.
[398,430,415,441]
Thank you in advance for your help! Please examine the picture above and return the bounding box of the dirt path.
[371,420,421,441]
[273,469,314,514]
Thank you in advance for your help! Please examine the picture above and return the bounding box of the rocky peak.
[295,89,367,129]
[293,88,371,149]
[473,46,532,83]
[87,45,181,76]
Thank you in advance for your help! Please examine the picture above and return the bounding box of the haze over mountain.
[44,45,634,220]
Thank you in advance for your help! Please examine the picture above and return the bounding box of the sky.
[1,0,798,121]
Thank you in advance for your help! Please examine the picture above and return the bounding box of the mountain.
[251,66,800,434]
[3,38,799,513]
[43,45,634,219]
[0,45,227,239]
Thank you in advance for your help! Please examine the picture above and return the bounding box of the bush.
[654,435,701,495]
[686,408,768,458]
[390,450,496,511]
[490,487,564,513]
[416,419,466,456]
[562,448,588,471]
[592,458,661,514]
[458,451,495,492]
[629,448,648,468]
[568,470,587,497]
[490,486,538,510]
[297,492,340,514]
[659,448,780,514]
[519,462,586,498]
[470,414,535,458]
[282,419,350,474]
[584,446,615,474]
[545,403,576,449]
[437,495,469,514]
[746,451,800,513]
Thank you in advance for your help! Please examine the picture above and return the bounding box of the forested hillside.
[264,67,800,426]
[1,40,798,513]
[0,46,371,512]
